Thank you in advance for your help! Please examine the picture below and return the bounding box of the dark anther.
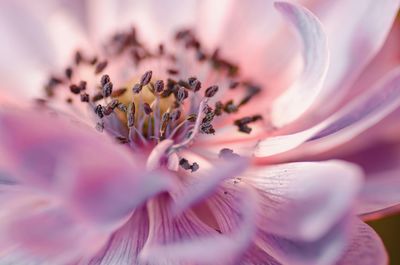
[127,102,135,127]
[200,123,215,134]
[167,68,179,75]
[49,76,63,85]
[100,74,111,86]
[161,112,170,135]
[196,50,207,61]
[223,100,238,113]
[110,88,126,98]
[94,104,104,118]
[95,61,108,74]
[179,157,200,172]
[90,57,98,65]
[171,109,181,121]
[176,87,188,102]
[188,77,201,92]
[229,81,240,89]
[179,158,191,170]
[154,80,164,93]
[80,93,90,102]
[65,67,73,79]
[92,92,104,102]
[143,103,153,115]
[234,115,262,134]
[187,114,197,122]
[205,85,219,98]
[74,51,83,65]
[158,43,164,55]
[132,83,143,94]
[79,81,87,91]
[191,162,199,172]
[117,103,128,112]
[214,101,224,116]
[140,70,152,86]
[103,99,119,115]
[102,82,113,98]
[219,148,240,160]
[69,84,81,94]
[238,84,261,107]
[66,98,73,104]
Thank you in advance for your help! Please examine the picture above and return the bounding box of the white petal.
[271,1,329,127]
[244,160,362,241]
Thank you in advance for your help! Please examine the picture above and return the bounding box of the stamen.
[95,61,108,74]
[140,70,153,86]
[205,85,219,98]
[65,67,73,79]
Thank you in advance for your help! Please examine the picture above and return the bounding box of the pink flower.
[0,1,399,264]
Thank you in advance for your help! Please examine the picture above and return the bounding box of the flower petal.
[357,169,400,218]
[244,160,362,241]
[172,156,249,214]
[310,0,400,112]
[0,108,173,225]
[270,1,329,127]
[255,67,400,157]
[336,220,388,265]
[139,189,257,265]
[256,214,352,265]
[88,207,149,265]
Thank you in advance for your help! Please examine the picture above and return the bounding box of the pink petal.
[271,1,329,127]
[256,214,352,265]
[255,67,400,157]
[357,170,400,217]
[0,109,173,225]
[171,156,249,214]
[309,0,400,113]
[139,189,257,265]
[88,207,149,265]
[240,244,281,265]
[336,220,388,265]
[245,161,362,240]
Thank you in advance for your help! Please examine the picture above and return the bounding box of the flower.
[0,0,399,264]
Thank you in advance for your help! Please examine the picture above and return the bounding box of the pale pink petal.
[255,67,400,157]
[256,215,351,265]
[244,161,362,241]
[309,0,400,113]
[357,170,400,217]
[140,189,257,265]
[197,0,299,92]
[91,0,197,45]
[88,207,149,265]
[146,139,174,171]
[0,109,173,225]
[336,220,388,265]
[172,156,248,214]
[271,1,329,127]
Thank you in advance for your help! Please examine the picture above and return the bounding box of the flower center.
[40,27,265,171]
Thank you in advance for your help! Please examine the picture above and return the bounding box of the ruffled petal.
[357,170,400,218]
[172,156,249,214]
[309,0,400,114]
[271,1,329,127]
[88,207,149,265]
[139,189,257,265]
[336,220,388,265]
[255,67,400,157]
[0,108,173,225]
[256,215,352,265]
[244,161,362,241]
